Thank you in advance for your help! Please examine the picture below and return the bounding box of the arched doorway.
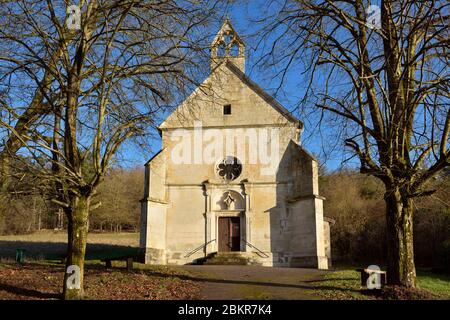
[214,190,245,252]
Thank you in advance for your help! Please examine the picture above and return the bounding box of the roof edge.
[225,61,302,127]
[145,149,164,166]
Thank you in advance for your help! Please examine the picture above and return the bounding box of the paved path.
[174,265,327,300]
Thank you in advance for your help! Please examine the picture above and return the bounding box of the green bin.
[15,249,26,264]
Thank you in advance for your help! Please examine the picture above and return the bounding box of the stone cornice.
[140,197,168,204]
[168,181,285,188]
[159,123,296,131]
[287,194,326,203]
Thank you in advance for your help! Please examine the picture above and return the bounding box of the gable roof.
[159,60,303,130]
[223,61,301,126]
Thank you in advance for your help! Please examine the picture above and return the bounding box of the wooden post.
[126,257,133,271]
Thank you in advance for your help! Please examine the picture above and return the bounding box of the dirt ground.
[0,262,200,300]
[0,262,328,300]
[1,232,446,300]
[175,265,327,300]
[0,231,328,300]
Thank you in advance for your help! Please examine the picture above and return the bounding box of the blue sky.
[120,2,356,171]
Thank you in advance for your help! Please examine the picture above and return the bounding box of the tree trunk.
[62,194,90,300]
[385,186,416,287]
[37,209,41,231]
[0,155,10,193]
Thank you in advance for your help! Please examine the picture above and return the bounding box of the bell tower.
[211,19,245,72]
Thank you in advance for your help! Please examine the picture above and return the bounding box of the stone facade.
[140,20,331,269]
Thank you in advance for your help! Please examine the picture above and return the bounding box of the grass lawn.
[315,266,450,300]
[416,269,450,299]
[0,230,139,261]
[0,230,139,245]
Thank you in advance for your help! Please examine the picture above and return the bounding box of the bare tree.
[0,0,217,299]
[257,0,449,287]
[90,167,142,232]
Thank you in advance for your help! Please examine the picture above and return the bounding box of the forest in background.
[0,167,142,234]
[1,167,448,268]
[321,170,449,268]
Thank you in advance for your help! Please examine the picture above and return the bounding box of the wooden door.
[230,217,240,251]
[218,217,230,252]
[218,217,240,252]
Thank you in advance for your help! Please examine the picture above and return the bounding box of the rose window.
[216,156,242,181]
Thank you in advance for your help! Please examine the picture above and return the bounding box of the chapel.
[139,20,331,268]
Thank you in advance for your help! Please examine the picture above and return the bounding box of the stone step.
[205,260,260,265]
[206,258,251,263]
[202,252,262,266]
[205,260,250,265]
[215,252,253,257]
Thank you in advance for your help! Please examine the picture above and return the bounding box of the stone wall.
[139,59,329,269]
